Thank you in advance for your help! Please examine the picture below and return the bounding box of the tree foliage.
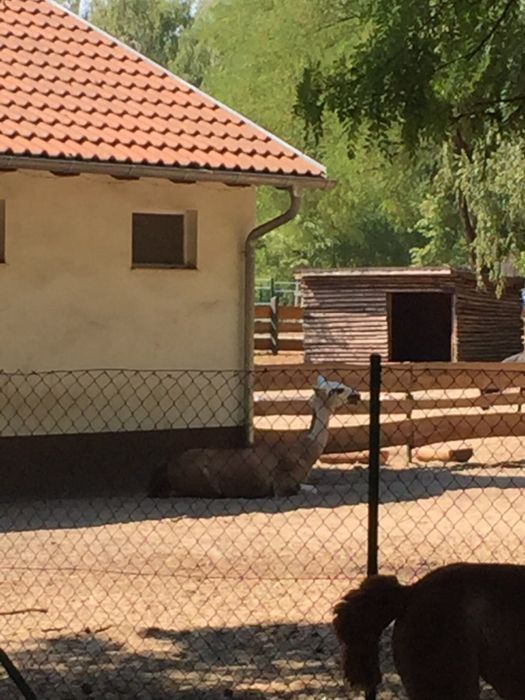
[298,0,525,279]
[89,0,194,68]
[175,0,424,278]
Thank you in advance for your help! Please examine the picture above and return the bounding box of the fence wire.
[0,362,524,699]
[369,360,525,700]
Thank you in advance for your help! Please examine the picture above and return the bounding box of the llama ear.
[317,375,327,389]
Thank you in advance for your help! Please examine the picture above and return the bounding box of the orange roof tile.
[0,0,327,185]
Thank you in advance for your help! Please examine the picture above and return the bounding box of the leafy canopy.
[57,0,194,70]
[175,0,424,278]
[299,0,525,279]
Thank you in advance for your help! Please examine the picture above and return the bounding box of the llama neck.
[306,403,332,456]
[278,400,334,491]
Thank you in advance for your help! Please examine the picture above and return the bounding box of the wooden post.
[270,295,279,355]
[293,279,301,307]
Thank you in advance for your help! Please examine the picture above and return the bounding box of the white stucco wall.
[0,170,256,372]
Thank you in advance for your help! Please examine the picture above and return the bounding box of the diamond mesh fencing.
[0,366,369,699]
[368,359,525,700]
[1,361,524,699]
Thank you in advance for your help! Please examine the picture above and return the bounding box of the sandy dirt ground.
[254,351,304,366]
[1,445,524,699]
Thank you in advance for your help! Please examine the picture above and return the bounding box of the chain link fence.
[366,357,525,700]
[0,365,368,699]
[1,360,525,698]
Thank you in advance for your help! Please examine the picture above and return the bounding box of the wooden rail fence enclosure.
[254,361,525,453]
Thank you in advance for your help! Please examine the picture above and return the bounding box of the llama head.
[313,375,361,411]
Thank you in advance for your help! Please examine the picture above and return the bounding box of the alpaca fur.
[149,376,360,499]
[334,563,525,700]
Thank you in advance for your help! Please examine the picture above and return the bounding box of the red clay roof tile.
[0,0,326,182]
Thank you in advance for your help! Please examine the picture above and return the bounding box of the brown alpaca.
[333,563,525,700]
[149,376,360,499]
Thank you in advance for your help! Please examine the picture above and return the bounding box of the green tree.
[57,0,83,14]
[298,0,525,278]
[176,0,424,278]
[90,0,194,68]
[56,1,194,69]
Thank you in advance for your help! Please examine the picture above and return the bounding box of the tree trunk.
[452,129,477,268]
[458,190,477,268]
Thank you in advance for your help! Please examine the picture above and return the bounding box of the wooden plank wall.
[455,276,523,361]
[300,270,524,364]
[301,277,388,363]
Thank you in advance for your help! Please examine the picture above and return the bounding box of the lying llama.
[149,375,360,498]
[333,562,525,700]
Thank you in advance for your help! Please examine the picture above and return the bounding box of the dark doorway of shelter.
[389,292,452,361]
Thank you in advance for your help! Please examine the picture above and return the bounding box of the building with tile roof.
[0,0,330,494]
[0,0,328,185]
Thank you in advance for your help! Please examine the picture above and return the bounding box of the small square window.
[0,200,5,263]
[132,212,197,268]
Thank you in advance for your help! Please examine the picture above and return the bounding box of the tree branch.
[452,94,525,123]
[319,12,360,31]
[437,0,518,73]
[463,0,518,62]
[472,94,525,108]
[452,129,478,267]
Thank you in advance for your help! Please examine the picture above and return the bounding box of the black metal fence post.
[270,294,279,355]
[0,649,37,699]
[366,353,382,700]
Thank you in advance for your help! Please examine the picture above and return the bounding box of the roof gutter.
[243,185,302,444]
[0,155,334,191]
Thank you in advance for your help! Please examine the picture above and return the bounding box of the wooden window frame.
[131,210,197,270]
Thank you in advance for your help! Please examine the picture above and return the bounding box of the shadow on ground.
[2,621,395,699]
[2,614,501,700]
[2,462,525,532]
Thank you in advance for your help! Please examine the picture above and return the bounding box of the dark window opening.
[389,292,453,362]
[132,212,196,268]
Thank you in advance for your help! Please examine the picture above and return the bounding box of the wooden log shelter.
[299,267,524,363]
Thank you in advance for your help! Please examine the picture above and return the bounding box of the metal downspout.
[243,185,302,444]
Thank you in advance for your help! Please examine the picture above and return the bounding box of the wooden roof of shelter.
[298,266,523,283]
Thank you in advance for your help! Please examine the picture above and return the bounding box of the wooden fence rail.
[254,361,525,392]
[254,304,303,353]
[254,391,525,416]
[253,361,525,453]
[255,412,525,453]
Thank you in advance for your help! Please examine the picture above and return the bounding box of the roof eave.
[0,155,334,190]
[297,266,456,278]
